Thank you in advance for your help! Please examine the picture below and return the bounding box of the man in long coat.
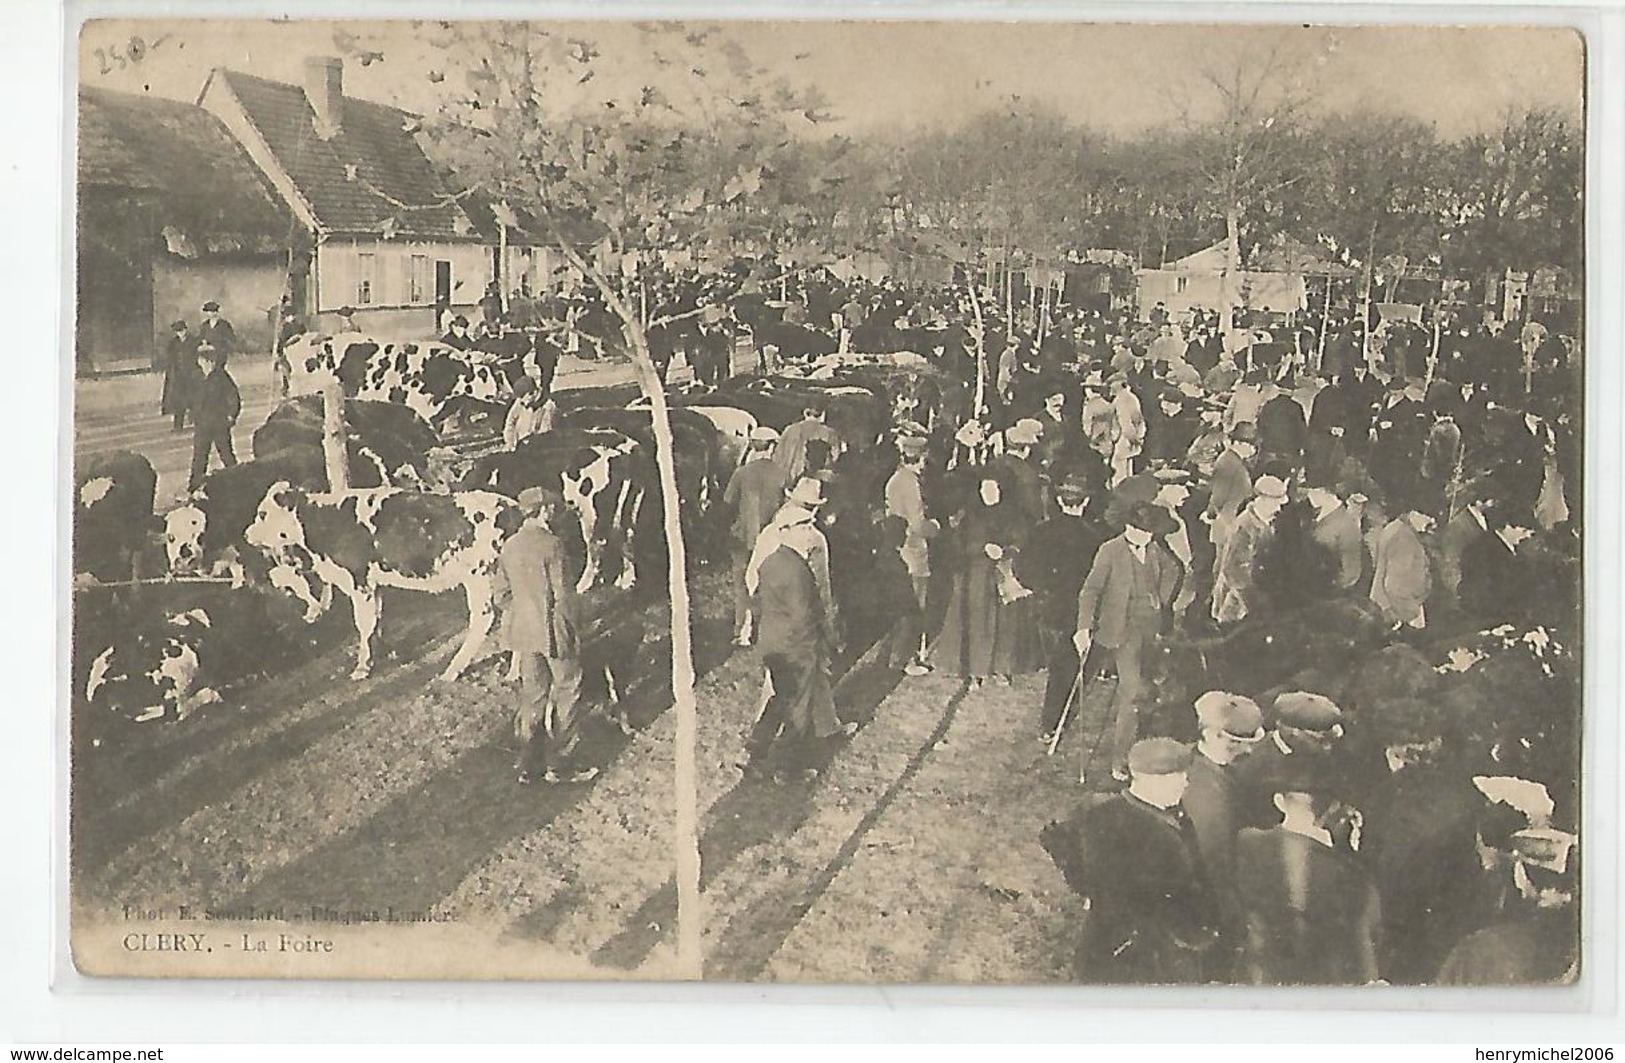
[1184,691,1266,971]
[1371,508,1433,629]
[1076,501,1183,779]
[1016,477,1107,742]
[194,300,237,360]
[1072,738,1223,982]
[1212,474,1287,626]
[1234,760,1383,985]
[496,487,597,785]
[160,319,199,431]
[884,434,937,672]
[186,347,241,492]
[724,427,787,646]
[744,478,857,781]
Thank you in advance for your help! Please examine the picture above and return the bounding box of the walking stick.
[1046,663,1087,757]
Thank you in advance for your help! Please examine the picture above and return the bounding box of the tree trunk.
[1361,222,1377,368]
[1221,205,1242,355]
[560,239,702,979]
[321,375,350,492]
[627,325,703,978]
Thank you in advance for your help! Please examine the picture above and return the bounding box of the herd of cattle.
[72,325,1577,820]
[73,332,918,734]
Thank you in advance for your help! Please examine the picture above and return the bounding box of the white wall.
[152,257,284,354]
[315,239,493,312]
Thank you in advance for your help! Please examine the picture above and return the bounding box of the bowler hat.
[1272,691,1343,734]
[1127,737,1193,776]
[1124,500,1178,537]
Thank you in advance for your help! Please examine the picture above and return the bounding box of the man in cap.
[744,475,858,781]
[1212,472,1288,626]
[160,319,199,432]
[1233,757,1382,985]
[1016,476,1108,742]
[195,300,237,361]
[1108,373,1146,486]
[993,418,1047,525]
[186,344,242,492]
[1230,691,1347,830]
[496,486,598,785]
[724,425,788,646]
[773,400,843,485]
[1075,500,1183,780]
[1072,738,1222,982]
[884,431,937,673]
[1184,691,1266,969]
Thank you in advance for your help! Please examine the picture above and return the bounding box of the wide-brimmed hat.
[785,476,827,508]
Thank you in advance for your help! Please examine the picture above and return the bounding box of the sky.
[77,18,1585,139]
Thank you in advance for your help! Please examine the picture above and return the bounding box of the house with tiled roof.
[76,85,298,370]
[198,57,545,335]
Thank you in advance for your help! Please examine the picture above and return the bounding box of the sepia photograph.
[67,15,1585,986]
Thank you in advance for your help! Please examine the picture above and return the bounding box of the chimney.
[304,56,344,138]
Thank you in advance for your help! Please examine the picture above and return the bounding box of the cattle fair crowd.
[92,255,1582,989]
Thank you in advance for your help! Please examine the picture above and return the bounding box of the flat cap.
[1253,474,1289,500]
[1055,477,1092,505]
[170,319,189,331]
[896,434,928,457]
[201,300,221,312]
[517,485,563,513]
[1127,737,1193,776]
[1194,691,1265,741]
[1272,691,1344,733]
[749,425,781,443]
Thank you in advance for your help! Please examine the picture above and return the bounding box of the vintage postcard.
[69,16,1584,983]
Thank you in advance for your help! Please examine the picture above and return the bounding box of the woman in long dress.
[928,473,1043,685]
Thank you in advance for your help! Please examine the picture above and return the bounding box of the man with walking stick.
[1014,476,1107,747]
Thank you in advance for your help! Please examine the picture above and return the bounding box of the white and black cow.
[75,450,159,584]
[458,427,649,594]
[164,451,329,579]
[245,483,524,682]
[288,335,512,430]
[83,607,222,725]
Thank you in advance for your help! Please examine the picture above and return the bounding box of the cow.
[163,451,329,579]
[458,427,649,593]
[287,336,512,431]
[74,450,158,584]
[251,396,442,488]
[83,607,223,726]
[244,483,524,681]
